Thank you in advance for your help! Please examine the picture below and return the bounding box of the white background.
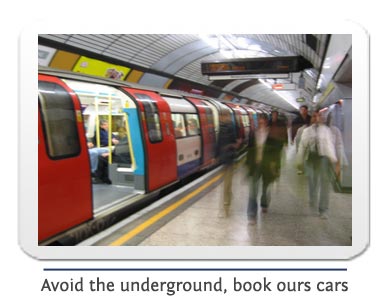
[3,1,386,299]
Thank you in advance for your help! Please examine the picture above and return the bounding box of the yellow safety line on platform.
[109,172,224,246]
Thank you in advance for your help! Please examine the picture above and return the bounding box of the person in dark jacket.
[291,105,311,143]
[93,119,119,147]
[266,110,288,182]
[245,114,270,224]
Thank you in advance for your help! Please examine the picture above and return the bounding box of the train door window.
[220,108,233,125]
[204,106,215,134]
[242,114,250,128]
[185,114,200,136]
[171,113,186,138]
[38,81,81,159]
[135,93,162,143]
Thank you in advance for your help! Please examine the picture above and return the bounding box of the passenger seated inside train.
[87,140,109,178]
[173,121,185,137]
[117,126,127,141]
[93,135,131,184]
[187,118,199,135]
[93,119,119,147]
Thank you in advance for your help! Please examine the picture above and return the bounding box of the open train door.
[38,74,93,243]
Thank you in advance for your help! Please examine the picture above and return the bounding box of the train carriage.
[37,67,267,244]
[160,94,202,179]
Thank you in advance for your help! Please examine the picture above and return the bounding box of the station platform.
[80,145,352,247]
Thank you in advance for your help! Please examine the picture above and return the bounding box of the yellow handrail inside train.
[124,112,136,170]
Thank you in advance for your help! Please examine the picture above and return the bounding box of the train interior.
[63,79,142,213]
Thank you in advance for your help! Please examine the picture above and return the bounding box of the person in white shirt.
[296,110,338,219]
[294,123,309,175]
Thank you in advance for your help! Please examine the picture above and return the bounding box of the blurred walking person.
[245,114,269,224]
[265,110,288,188]
[291,105,311,144]
[296,110,338,219]
[217,111,241,217]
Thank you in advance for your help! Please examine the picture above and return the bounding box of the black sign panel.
[201,56,312,75]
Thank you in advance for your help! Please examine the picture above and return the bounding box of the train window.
[136,94,162,143]
[185,114,200,136]
[242,114,250,127]
[38,81,81,159]
[171,113,186,138]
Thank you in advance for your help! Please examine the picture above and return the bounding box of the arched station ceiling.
[38,34,352,113]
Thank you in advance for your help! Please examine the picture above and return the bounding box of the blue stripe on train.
[177,159,201,178]
[123,108,144,176]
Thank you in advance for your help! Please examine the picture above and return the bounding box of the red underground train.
[38,67,271,245]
